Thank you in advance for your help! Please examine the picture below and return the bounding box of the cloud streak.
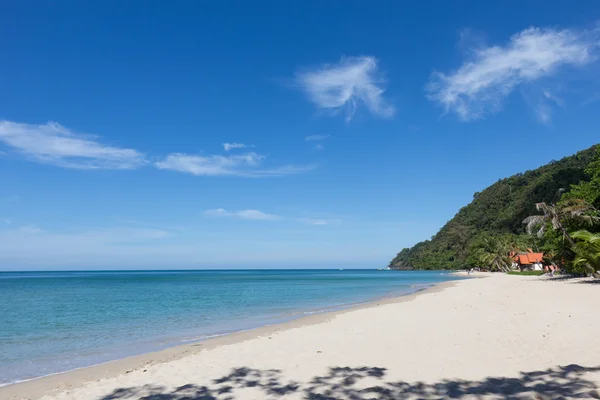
[0,121,308,178]
[427,26,598,121]
[156,152,313,177]
[204,208,281,221]
[204,210,339,225]
[305,135,330,141]
[297,218,334,226]
[295,56,395,121]
[0,121,146,169]
[223,143,248,151]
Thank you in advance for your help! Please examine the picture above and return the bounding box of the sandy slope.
[3,273,600,399]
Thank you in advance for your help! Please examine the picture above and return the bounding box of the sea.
[0,269,461,386]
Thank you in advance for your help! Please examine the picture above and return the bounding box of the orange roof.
[514,252,544,265]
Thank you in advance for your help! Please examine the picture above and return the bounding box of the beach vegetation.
[389,144,600,276]
[523,199,599,246]
[570,230,600,277]
[506,270,545,276]
[470,234,521,272]
[562,146,600,208]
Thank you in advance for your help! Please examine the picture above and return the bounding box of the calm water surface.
[0,269,461,385]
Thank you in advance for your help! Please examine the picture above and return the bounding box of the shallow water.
[0,269,460,385]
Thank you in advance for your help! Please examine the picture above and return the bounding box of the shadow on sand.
[99,364,600,400]
[543,275,600,285]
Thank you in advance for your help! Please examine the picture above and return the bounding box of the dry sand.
[3,273,600,399]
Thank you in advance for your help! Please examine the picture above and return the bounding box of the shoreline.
[5,272,600,400]
[0,276,462,400]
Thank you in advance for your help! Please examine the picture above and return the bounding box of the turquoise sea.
[0,269,460,386]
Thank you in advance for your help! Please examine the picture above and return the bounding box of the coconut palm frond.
[535,202,548,212]
[573,257,596,274]
[572,230,600,248]
[476,236,515,272]
[523,215,545,235]
[551,216,562,231]
[524,199,598,245]
[571,214,600,226]
[559,199,598,217]
[571,230,600,275]
[537,223,546,238]
[561,198,596,208]
[572,230,594,241]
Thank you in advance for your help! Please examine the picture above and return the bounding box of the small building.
[511,250,544,270]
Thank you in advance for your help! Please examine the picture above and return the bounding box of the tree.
[471,235,520,272]
[538,228,572,269]
[563,146,600,208]
[522,199,599,246]
[571,230,600,277]
[389,145,598,270]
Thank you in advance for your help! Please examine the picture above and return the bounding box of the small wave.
[179,329,253,343]
[0,358,118,387]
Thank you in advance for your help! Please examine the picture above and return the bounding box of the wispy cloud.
[304,135,330,141]
[522,87,567,124]
[295,56,395,121]
[223,143,249,151]
[156,152,313,177]
[427,26,598,121]
[314,144,325,151]
[204,208,281,221]
[536,90,565,123]
[297,218,333,226]
[0,121,146,169]
[204,210,339,225]
[543,90,565,108]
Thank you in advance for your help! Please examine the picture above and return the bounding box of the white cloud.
[295,56,395,121]
[156,152,313,177]
[297,218,340,226]
[204,208,281,221]
[223,143,248,151]
[315,144,324,151]
[304,135,330,141]
[298,218,329,226]
[0,121,146,169]
[427,26,598,121]
[205,210,341,225]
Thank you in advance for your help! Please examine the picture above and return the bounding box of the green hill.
[389,145,599,270]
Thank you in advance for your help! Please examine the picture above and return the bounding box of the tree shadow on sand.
[542,276,600,285]
[99,364,600,400]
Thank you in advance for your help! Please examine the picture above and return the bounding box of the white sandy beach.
[3,273,600,400]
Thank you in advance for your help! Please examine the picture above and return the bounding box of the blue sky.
[1,1,600,269]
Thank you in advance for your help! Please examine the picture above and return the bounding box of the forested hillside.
[389,145,599,270]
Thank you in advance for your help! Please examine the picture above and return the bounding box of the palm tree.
[522,199,599,246]
[571,230,600,277]
[474,236,517,272]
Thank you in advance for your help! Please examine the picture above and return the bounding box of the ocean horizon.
[0,269,461,386]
